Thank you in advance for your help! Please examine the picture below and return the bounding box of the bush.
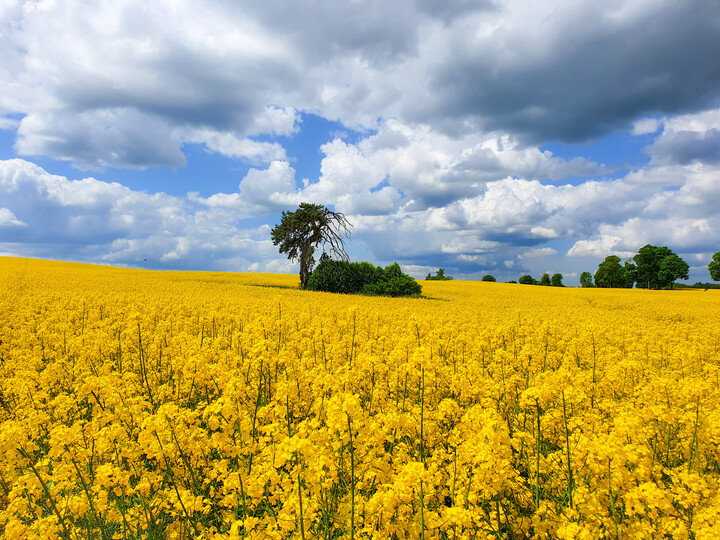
[481,275,496,282]
[307,260,421,297]
[519,275,535,285]
[306,260,363,294]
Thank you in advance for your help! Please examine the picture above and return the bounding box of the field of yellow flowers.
[1,256,719,540]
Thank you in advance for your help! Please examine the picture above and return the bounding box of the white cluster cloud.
[0,159,290,272]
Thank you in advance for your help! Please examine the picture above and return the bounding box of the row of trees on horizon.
[270,203,720,292]
[577,245,720,289]
[481,246,720,289]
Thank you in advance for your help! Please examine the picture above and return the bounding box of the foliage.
[551,273,564,287]
[3,256,720,540]
[632,244,689,290]
[426,268,453,280]
[709,252,720,282]
[633,245,672,289]
[306,259,380,294]
[539,273,551,286]
[481,274,496,282]
[362,262,422,297]
[519,274,535,285]
[659,253,690,290]
[594,255,632,288]
[271,203,352,289]
[579,271,594,288]
[308,260,421,297]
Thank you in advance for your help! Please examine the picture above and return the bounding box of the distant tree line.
[426,268,453,280]
[517,273,564,287]
[272,205,719,292]
[513,246,719,289]
[578,244,720,289]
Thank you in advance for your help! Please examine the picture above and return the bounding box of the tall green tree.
[539,273,551,286]
[579,271,594,288]
[658,253,689,289]
[624,260,637,287]
[710,252,720,282]
[633,245,687,289]
[271,203,352,289]
[594,256,631,288]
[551,273,564,287]
[519,275,535,285]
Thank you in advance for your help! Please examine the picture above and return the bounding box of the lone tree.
[271,203,352,289]
[710,251,720,282]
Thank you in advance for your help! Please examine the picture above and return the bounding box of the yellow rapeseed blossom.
[1,256,720,539]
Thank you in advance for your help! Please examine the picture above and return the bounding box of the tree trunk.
[300,255,310,289]
[299,243,312,289]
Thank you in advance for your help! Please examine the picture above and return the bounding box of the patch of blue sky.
[539,129,660,185]
[267,112,368,188]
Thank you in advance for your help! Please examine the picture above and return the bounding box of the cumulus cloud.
[0,159,289,271]
[181,129,287,163]
[2,0,719,168]
[16,109,187,170]
[0,117,19,131]
[0,207,26,227]
[281,122,609,215]
[646,110,720,165]
[416,1,720,142]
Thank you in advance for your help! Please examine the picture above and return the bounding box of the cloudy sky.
[1,0,719,285]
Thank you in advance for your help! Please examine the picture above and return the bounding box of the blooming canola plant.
[1,257,719,539]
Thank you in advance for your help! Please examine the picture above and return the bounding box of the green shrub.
[307,260,421,297]
[306,260,365,294]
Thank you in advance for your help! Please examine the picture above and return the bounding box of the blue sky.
[1,0,720,285]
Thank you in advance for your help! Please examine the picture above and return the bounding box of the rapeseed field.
[1,256,719,539]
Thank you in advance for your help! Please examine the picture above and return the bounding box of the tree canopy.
[271,203,352,289]
[594,255,632,288]
[658,253,689,290]
[579,271,594,288]
[632,245,688,289]
[426,268,453,280]
[710,252,720,282]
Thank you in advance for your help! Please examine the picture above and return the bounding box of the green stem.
[17,448,71,540]
[69,454,109,540]
[535,399,541,510]
[562,391,574,508]
[346,413,355,540]
[419,480,426,540]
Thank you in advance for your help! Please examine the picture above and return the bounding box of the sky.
[1,0,720,285]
